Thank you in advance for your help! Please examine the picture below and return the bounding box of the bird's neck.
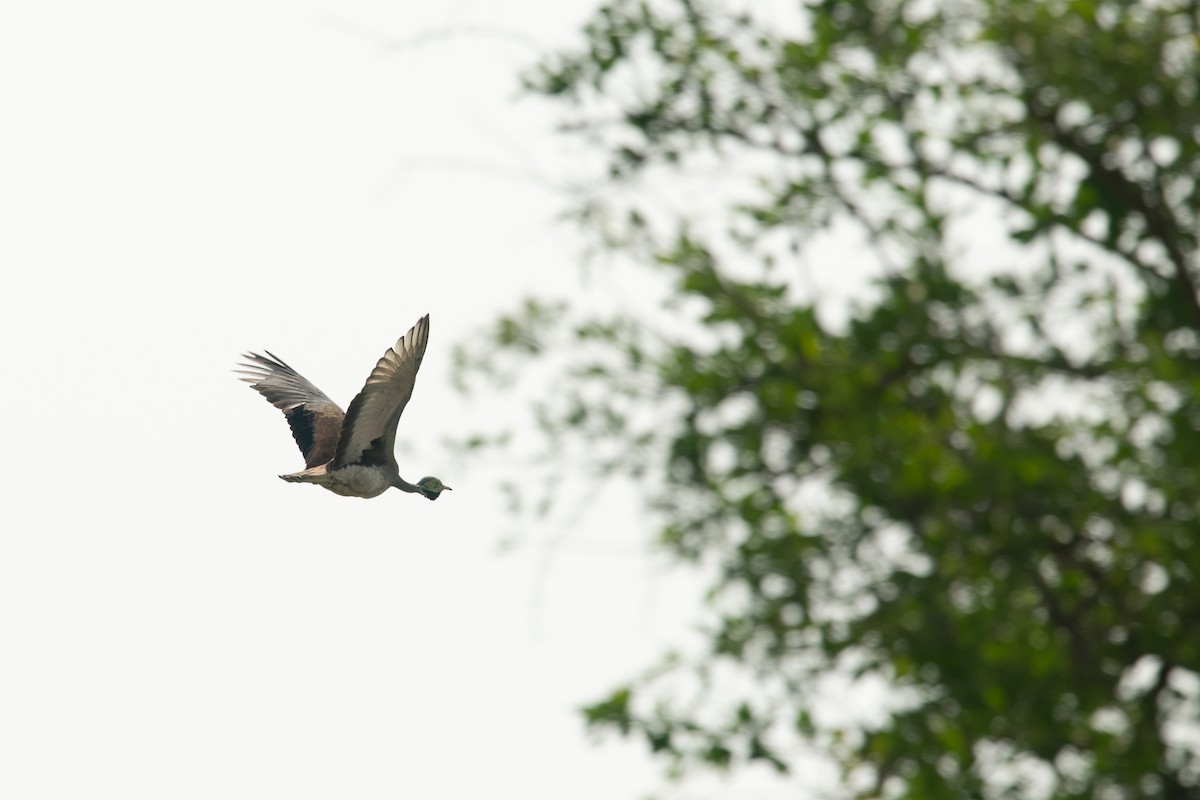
[391,476,422,494]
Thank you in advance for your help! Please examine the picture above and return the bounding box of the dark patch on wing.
[290,405,344,468]
[352,437,393,469]
[285,407,319,466]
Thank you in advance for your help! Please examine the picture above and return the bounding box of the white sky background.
[0,1,809,798]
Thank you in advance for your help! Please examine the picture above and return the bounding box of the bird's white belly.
[322,465,392,498]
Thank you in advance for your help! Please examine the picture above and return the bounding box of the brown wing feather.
[235,351,346,468]
[333,315,431,469]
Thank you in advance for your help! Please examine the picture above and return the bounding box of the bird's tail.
[279,466,327,483]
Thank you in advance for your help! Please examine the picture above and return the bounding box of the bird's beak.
[444,485,453,491]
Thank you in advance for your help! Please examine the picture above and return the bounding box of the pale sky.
[0,1,803,798]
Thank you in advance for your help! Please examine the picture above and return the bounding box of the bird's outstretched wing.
[333,315,430,469]
[236,352,346,468]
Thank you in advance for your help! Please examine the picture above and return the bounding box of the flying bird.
[236,315,451,500]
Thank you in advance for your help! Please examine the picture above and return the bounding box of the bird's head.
[416,476,452,501]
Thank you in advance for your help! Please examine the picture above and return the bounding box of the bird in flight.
[236,315,452,500]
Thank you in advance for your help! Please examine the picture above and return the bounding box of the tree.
[455,1,1200,797]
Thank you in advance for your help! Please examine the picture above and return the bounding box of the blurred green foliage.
[456,1,1200,796]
